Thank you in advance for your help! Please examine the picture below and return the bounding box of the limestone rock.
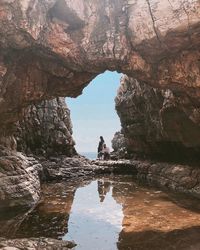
[0,237,76,250]
[41,156,94,180]
[0,0,200,130]
[0,150,41,210]
[111,131,128,159]
[115,75,200,162]
[15,97,76,156]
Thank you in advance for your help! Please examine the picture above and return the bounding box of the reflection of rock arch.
[112,177,200,250]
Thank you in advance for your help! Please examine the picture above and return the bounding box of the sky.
[66,71,122,153]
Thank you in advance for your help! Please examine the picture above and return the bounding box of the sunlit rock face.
[0,0,200,132]
[115,76,200,162]
[15,98,76,156]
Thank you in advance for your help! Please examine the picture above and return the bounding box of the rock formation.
[15,97,76,156]
[0,0,200,134]
[0,0,200,220]
[0,150,42,210]
[115,75,200,162]
[111,131,128,159]
[0,97,76,211]
[0,238,76,250]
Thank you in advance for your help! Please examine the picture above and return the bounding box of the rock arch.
[0,0,200,133]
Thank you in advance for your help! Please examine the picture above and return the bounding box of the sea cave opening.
[66,71,122,159]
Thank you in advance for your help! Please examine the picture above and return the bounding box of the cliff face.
[115,76,200,162]
[0,0,200,133]
[15,98,76,156]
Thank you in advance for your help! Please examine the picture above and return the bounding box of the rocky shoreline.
[93,159,200,199]
[1,154,200,249]
[1,151,200,211]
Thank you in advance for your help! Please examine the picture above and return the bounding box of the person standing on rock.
[97,136,105,160]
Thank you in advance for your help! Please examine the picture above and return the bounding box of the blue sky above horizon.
[66,71,122,153]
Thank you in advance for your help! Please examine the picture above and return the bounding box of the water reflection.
[63,179,123,250]
[1,176,200,249]
[98,180,112,202]
[12,179,89,239]
[0,207,31,238]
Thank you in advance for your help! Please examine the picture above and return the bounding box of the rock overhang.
[0,0,200,130]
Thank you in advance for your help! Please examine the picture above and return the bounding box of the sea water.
[80,152,97,160]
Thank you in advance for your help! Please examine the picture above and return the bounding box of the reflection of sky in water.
[63,180,123,250]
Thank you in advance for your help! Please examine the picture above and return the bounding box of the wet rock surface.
[40,155,200,199]
[115,76,200,162]
[0,237,76,250]
[15,97,76,157]
[135,161,200,198]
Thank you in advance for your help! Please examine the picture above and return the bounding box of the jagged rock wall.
[112,131,126,152]
[0,0,200,133]
[111,131,128,159]
[15,97,76,156]
[0,97,76,211]
[0,149,42,210]
[115,75,200,162]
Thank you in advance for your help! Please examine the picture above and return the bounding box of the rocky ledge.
[0,237,76,250]
[41,157,138,180]
[42,157,200,199]
[91,159,200,199]
[1,150,200,211]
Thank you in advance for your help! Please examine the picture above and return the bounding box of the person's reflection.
[97,180,111,202]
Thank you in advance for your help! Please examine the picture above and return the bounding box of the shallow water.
[1,176,200,250]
